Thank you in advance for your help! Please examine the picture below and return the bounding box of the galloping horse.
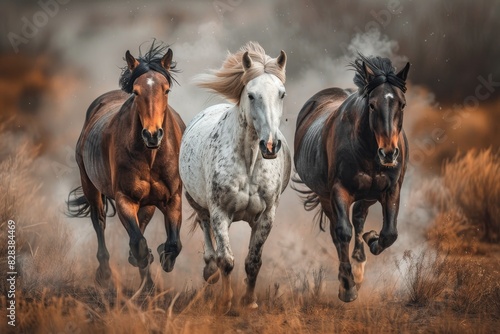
[67,42,186,290]
[294,54,410,302]
[179,42,291,313]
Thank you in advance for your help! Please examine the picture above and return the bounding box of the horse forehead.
[246,74,284,94]
[136,72,167,88]
[374,84,403,104]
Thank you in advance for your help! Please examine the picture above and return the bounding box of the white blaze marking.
[385,93,394,100]
[267,133,273,152]
[147,78,154,86]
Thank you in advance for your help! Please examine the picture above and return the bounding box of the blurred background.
[1,0,499,297]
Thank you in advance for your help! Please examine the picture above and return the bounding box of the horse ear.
[277,50,287,69]
[125,50,139,72]
[396,62,410,81]
[362,61,375,84]
[242,51,252,70]
[162,48,173,70]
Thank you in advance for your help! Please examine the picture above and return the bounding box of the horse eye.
[248,93,255,101]
[165,89,171,95]
[133,90,139,96]
[401,103,406,110]
[280,92,286,99]
[369,103,375,110]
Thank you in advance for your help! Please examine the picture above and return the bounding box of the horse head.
[360,59,410,167]
[240,50,287,159]
[124,48,174,149]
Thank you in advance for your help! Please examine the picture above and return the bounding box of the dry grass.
[395,249,449,306]
[411,149,500,254]
[442,149,500,243]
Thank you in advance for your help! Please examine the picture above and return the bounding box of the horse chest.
[352,172,392,195]
[219,172,275,221]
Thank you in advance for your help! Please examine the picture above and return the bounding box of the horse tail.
[66,186,116,218]
[291,174,328,232]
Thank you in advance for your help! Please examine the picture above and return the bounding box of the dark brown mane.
[119,40,179,93]
[351,53,407,96]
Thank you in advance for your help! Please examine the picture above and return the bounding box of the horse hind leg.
[351,199,376,288]
[81,179,112,287]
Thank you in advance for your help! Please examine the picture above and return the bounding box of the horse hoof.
[240,294,258,309]
[215,300,232,315]
[157,244,178,272]
[203,262,220,284]
[338,286,358,303]
[129,248,153,268]
[363,230,379,245]
[95,267,112,287]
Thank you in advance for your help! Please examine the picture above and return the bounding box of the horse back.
[77,90,129,197]
[294,88,350,194]
[84,90,129,123]
[295,88,350,151]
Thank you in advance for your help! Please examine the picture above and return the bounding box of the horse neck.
[230,104,260,172]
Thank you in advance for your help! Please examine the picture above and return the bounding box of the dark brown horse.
[67,42,186,290]
[294,54,410,302]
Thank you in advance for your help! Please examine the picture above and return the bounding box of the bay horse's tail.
[291,174,328,232]
[66,186,116,218]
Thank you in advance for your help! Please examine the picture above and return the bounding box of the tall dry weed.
[442,148,500,243]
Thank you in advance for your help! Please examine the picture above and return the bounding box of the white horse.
[179,42,291,313]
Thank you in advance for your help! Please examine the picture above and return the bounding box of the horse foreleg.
[240,209,274,309]
[363,185,400,255]
[351,199,376,287]
[115,193,153,289]
[211,209,234,314]
[128,205,155,268]
[158,191,182,272]
[329,184,357,302]
[200,218,220,284]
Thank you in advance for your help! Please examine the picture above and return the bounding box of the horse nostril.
[378,148,386,158]
[259,140,266,152]
[393,148,400,159]
[157,128,164,139]
[274,140,282,154]
[142,129,150,140]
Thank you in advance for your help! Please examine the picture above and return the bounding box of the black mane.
[119,40,179,93]
[351,53,406,96]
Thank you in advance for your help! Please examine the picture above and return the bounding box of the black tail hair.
[291,174,328,232]
[66,186,116,218]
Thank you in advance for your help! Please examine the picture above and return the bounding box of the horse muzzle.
[259,139,282,159]
[142,128,164,149]
[378,147,399,167]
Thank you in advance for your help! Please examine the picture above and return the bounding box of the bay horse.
[294,54,410,302]
[179,42,291,313]
[67,42,186,290]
